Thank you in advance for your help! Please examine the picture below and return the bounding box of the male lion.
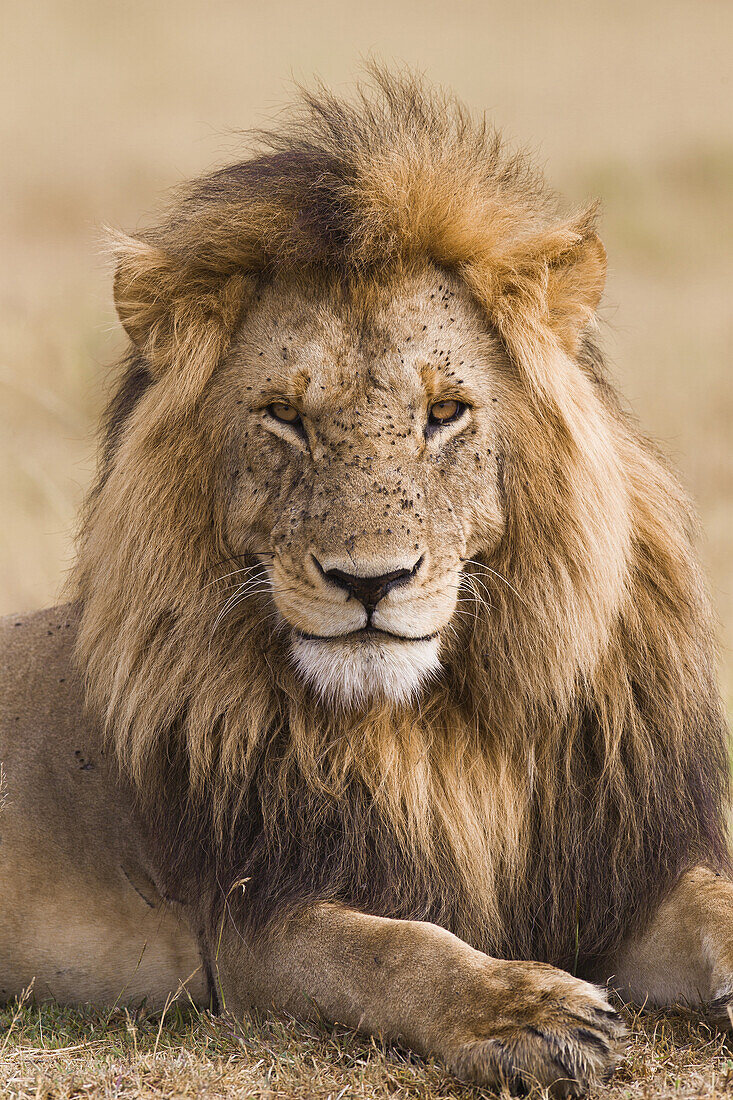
[2,71,732,1095]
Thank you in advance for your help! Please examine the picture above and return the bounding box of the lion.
[1,69,732,1094]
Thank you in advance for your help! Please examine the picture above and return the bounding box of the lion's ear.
[465,216,606,363]
[110,231,253,391]
[544,231,606,354]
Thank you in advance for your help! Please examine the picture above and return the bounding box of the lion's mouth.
[294,625,440,644]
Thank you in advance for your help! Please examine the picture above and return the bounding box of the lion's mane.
[73,69,730,975]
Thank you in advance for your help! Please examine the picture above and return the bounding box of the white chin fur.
[290,632,441,708]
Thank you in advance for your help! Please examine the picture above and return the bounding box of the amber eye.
[268,401,300,424]
[428,399,465,426]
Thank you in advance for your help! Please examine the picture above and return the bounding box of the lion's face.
[216,265,505,706]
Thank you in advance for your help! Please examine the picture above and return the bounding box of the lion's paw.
[444,965,625,1095]
[701,991,733,1032]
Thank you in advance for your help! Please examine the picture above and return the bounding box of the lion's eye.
[268,401,300,425]
[428,399,465,426]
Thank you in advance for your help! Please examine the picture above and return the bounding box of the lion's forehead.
[231,267,497,417]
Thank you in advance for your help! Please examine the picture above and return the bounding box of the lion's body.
[0,607,206,1006]
[2,70,732,1092]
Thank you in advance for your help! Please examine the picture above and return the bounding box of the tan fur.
[216,902,625,1094]
[0,608,207,1008]
[2,69,732,1093]
[612,868,733,1021]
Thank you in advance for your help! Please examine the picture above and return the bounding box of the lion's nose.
[314,556,422,614]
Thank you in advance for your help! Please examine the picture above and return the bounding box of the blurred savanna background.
[2,0,732,699]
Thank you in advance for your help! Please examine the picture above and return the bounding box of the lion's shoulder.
[0,604,86,758]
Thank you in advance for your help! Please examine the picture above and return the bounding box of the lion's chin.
[290,630,441,709]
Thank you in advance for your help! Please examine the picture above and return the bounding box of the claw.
[701,994,733,1031]
[570,1026,612,1055]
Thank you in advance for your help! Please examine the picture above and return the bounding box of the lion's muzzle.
[268,549,458,707]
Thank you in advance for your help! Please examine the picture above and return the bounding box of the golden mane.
[73,68,730,972]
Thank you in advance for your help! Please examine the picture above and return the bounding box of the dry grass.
[1,998,732,1100]
[1,2,733,1097]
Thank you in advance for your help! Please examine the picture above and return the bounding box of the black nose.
[317,558,421,614]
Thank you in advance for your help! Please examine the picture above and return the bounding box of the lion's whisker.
[459,572,491,607]
[462,559,526,606]
[212,585,268,624]
[214,575,272,599]
[202,563,268,591]
[209,580,273,648]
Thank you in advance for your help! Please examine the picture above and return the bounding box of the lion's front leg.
[214,903,623,1094]
[611,866,733,1028]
